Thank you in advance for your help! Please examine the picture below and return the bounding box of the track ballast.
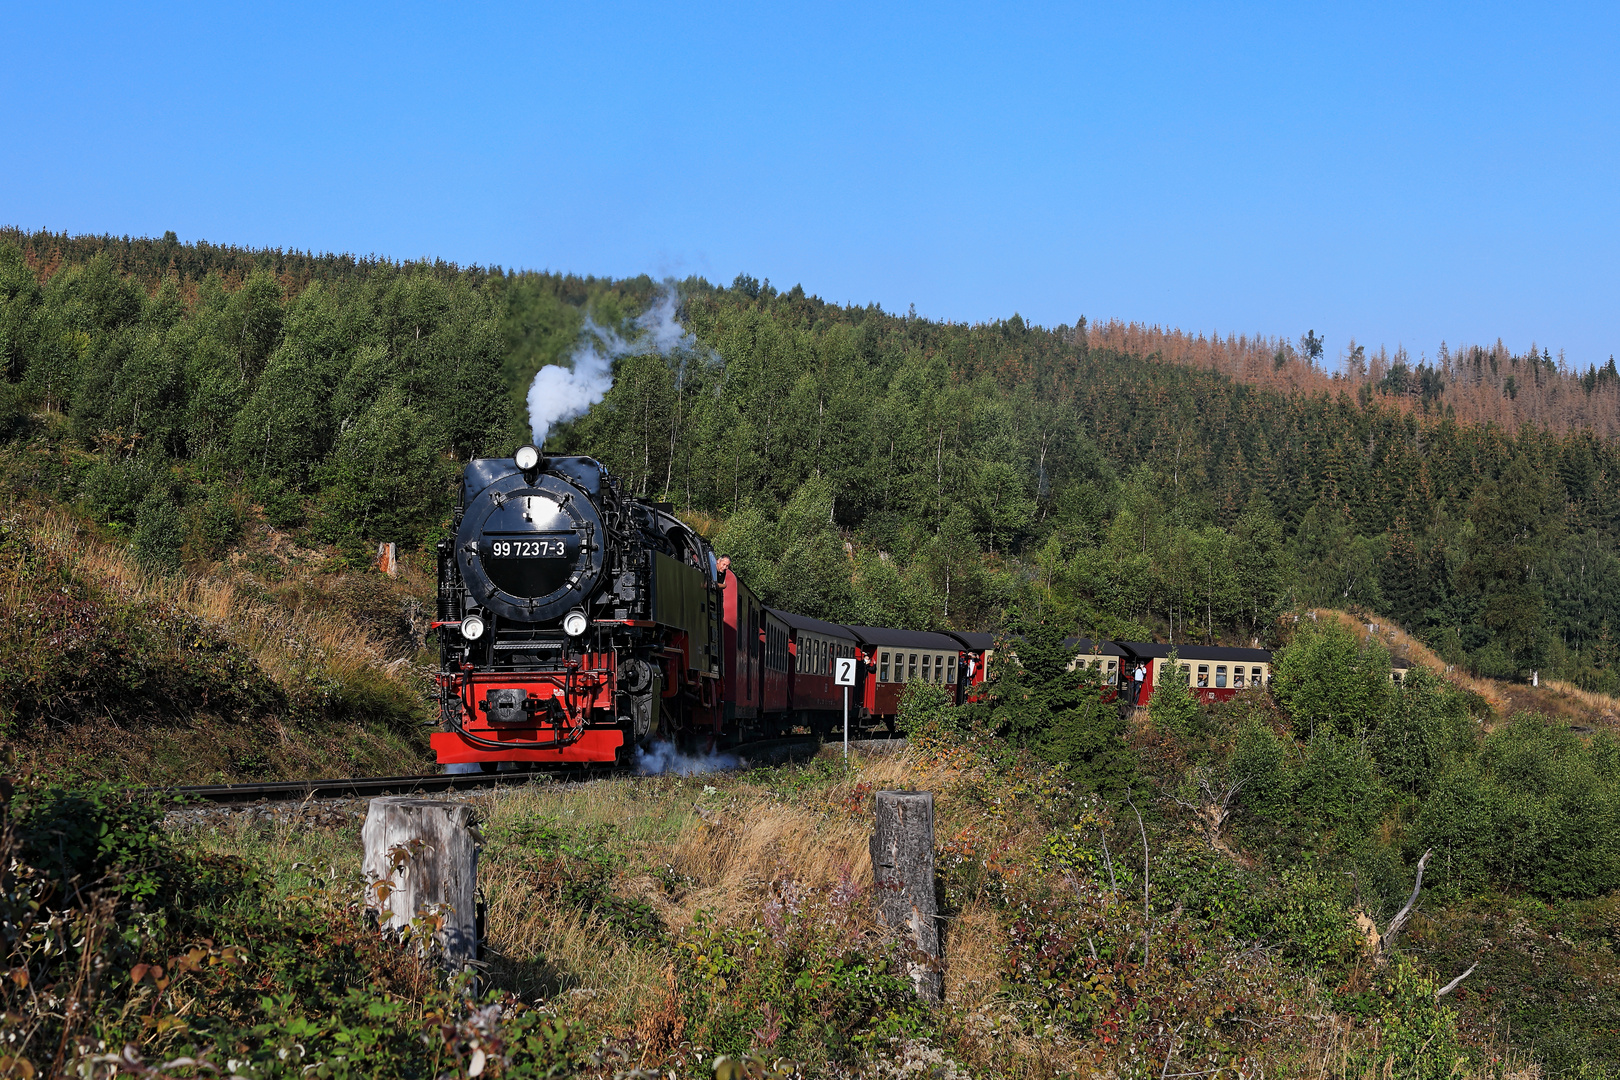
[165,735,825,804]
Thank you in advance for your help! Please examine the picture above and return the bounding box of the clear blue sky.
[4,2,1616,368]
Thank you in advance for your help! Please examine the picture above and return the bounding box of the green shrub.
[1412,716,1620,898]
[132,487,183,569]
[10,782,173,903]
[0,380,32,439]
[1270,866,1360,971]
[1271,618,1391,738]
[80,454,157,527]
[1147,648,1200,738]
[1229,712,1294,819]
[249,474,306,529]
[1353,957,1466,1079]
[1371,664,1476,798]
[189,480,246,556]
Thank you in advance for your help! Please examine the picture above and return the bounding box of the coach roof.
[945,630,996,651]
[845,626,963,650]
[768,609,857,639]
[1118,642,1272,662]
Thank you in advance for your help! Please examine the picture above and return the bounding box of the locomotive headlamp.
[514,444,541,471]
[562,608,589,637]
[460,614,487,641]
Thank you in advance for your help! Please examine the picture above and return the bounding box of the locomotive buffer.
[835,656,857,761]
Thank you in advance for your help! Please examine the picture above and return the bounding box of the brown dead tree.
[1171,765,1249,859]
[1377,848,1432,965]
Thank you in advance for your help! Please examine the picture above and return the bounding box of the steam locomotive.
[431,446,994,769]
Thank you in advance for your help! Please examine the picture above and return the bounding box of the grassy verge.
[0,498,433,784]
[17,738,1519,1079]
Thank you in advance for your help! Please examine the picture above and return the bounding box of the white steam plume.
[634,741,743,776]
[527,286,706,447]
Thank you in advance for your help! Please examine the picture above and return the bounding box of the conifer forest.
[3,227,1616,688]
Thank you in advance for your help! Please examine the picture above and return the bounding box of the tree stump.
[870,790,941,1002]
[361,797,480,969]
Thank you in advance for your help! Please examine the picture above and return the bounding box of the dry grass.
[1537,678,1620,730]
[20,504,411,692]
[4,500,434,780]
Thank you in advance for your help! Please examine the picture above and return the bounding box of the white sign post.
[836,656,857,762]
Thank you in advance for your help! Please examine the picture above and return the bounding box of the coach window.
[936,655,946,682]
[1106,660,1118,684]
[1180,663,1191,685]
[1215,665,1228,688]
[908,653,918,682]
[880,652,891,682]
[1197,665,1209,688]
[946,655,957,684]
[1234,667,1246,689]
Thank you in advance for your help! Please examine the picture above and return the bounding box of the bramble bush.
[673,892,930,1065]
[0,778,599,1079]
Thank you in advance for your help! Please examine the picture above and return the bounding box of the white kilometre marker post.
[836,656,858,762]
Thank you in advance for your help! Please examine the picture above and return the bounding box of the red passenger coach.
[846,626,966,725]
[774,609,859,732]
[1119,643,1272,706]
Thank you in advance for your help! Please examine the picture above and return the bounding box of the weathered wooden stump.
[361,797,480,969]
[870,790,941,1002]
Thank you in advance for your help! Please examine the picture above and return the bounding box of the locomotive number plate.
[491,540,568,557]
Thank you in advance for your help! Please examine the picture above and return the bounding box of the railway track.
[165,735,826,804]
